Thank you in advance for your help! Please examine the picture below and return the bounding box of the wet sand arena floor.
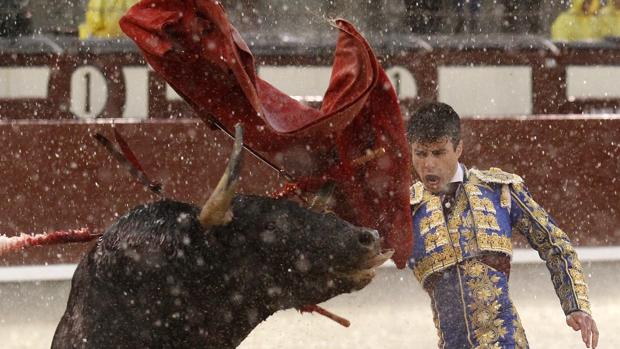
[0,261,618,348]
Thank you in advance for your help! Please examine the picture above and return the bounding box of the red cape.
[120,0,413,267]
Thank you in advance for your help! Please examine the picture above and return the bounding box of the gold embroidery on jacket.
[469,167,523,185]
[427,196,442,212]
[477,233,513,255]
[430,291,446,348]
[429,209,445,229]
[425,226,450,253]
[501,184,511,209]
[420,196,451,254]
[413,247,457,283]
[462,260,508,348]
[410,182,424,205]
[419,216,431,235]
[511,307,529,348]
[414,186,474,284]
[470,195,485,211]
[482,198,497,214]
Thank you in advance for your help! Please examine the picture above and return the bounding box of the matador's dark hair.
[406,102,461,149]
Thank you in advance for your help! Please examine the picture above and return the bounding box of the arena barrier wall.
[0,116,617,266]
[2,36,620,120]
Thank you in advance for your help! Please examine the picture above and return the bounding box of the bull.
[51,125,392,348]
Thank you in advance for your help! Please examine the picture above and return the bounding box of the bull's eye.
[265,222,277,231]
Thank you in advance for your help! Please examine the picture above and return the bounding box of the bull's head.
[199,125,392,311]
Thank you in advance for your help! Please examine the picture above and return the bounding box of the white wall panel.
[567,66,620,99]
[0,67,50,98]
[438,66,532,116]
[258,66,332,99]
[122,67,149,119]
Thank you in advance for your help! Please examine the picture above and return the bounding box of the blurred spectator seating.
[361,0,388,32]
[220,0,257,32]
[0,0,32,38]
[450,0,482,34]
[404,0,442,34]
[4,0,619,43]
[79,0,138,39]
[501,0,541,33]
[404,0,542,35]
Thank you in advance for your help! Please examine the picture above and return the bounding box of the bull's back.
[52,200,206,348]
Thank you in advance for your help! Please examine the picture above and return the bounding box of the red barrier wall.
[3,40,620,120]
[1,116,618,266]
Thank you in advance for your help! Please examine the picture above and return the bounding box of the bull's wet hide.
[51,197,389,348]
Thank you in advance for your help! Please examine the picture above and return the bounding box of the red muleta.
[120,0,413,268]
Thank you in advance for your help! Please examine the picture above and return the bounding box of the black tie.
[441,182,460,216]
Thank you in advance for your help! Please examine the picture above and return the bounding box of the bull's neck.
[212,308,273,348]
[206,263,279,347]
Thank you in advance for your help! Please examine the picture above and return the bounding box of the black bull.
[51,126,392,348]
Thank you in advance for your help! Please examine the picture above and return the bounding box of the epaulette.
[410,182,424,205]
[468,167,523,185]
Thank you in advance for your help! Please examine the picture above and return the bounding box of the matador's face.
[411,137,462,194]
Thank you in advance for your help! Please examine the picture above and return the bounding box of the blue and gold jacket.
[408,166,591,316]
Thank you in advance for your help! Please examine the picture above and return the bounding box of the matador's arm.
[509,182,591,316]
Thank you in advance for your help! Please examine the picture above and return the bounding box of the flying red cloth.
[120,0,413,268]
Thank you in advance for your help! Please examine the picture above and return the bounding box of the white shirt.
[442,163,463,209]
[449,163,464,183]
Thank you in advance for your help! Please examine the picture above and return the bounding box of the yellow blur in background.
[78,0,138,39]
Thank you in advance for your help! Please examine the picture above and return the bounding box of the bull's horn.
[199,124,244,227]
[308,181,336,212]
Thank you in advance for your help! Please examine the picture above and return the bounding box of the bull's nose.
[357,229,379,247]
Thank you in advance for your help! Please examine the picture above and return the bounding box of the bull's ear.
[308,181,336,212]
[199,124,244,228]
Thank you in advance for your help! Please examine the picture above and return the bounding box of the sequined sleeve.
[509,182,591,315]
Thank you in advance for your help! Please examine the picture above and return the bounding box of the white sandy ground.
[0,261,618,349]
